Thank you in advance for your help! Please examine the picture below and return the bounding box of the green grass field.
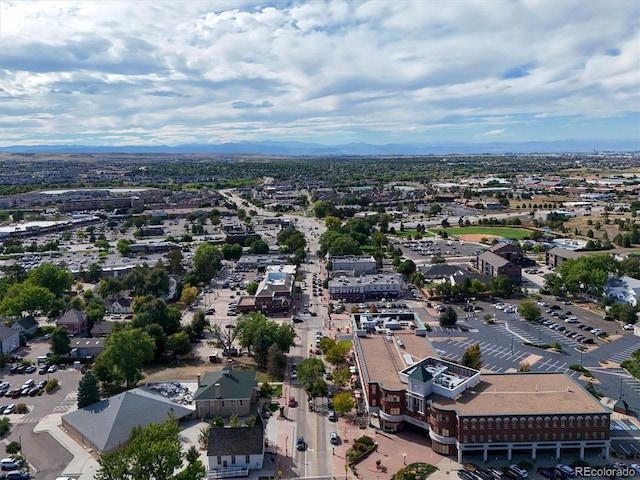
[439,227,535,240]
[393,229,434,238]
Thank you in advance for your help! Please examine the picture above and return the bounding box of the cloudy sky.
[1,0,639,147]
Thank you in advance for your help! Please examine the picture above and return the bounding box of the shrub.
[15,404,28,414]
[5,441,20,454]
[44,378,59,393]
[0,417,10,436]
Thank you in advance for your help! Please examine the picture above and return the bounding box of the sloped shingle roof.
[207,414,264,456]
[194,368,257,401]
[62,388,194,453]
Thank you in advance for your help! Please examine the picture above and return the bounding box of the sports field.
[439,227,535,240]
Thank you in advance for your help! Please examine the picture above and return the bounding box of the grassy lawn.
[440,226,535,240]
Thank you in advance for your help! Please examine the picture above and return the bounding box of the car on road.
[290,371,297,380]
[329,432,339,445]
[328,410,337,421]
[47,365,58,373]
[623,324,634,330]
[296,436,305,451]
[629,465,640,474]
[288,396,296,407]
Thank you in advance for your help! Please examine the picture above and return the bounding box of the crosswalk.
[589,366,640,397]
[16,391,78,425]
[438,338,574,374]
[609,344,640,364]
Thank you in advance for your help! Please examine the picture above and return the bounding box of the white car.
[623,324,634,330]
[630,465,640,474]
[555,464,575,477]
[510,465,528,478]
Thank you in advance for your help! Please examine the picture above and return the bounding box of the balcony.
[429,429,456,445]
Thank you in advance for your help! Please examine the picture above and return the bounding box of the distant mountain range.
[1,139,638,155]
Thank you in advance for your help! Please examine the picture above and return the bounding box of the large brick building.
[351,314,610,463]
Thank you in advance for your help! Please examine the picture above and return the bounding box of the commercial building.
[477,251,522,283]
[327,273,404,301]
[546,246,583,268]
[351,314,611,463]
[327,255,377,276]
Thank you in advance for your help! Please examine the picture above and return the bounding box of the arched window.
[593,417,599,427]
[568,416,575,428]
[585,416,591,427]
[536,417,543,428]
[560,416,566,428]
[577,416,583,427]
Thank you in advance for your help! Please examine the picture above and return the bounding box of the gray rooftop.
[62,387,194,453]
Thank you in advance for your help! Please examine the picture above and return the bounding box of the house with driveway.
[605,275,640,307]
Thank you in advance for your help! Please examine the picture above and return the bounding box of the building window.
[544,417,550,428]
[217,457,222,465]
[222,401,225,407]
[239,400,243,406]
[390,407,401,415]
[231,456,236,465]
[245,455,250,464]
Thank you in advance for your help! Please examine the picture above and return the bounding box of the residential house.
[207,414,265,477]
[193,364,258,418]
[0,325,20,354]
[477,251,522,283]
[605,276,640,307]
[56,308,88,336]
[90,320,115,338]
[104,297,133,315]
[11,315,39,337]
[419,264,467,281]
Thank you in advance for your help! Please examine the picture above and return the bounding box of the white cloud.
[0,0,638,146]
[483,129,506,137]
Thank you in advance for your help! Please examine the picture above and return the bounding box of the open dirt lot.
[457,233,501,242]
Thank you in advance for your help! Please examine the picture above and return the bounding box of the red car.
[288,396,296,407]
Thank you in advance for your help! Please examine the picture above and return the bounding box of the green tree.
[325,342,350,367]
[0,283,55,317]
[132,296,181,336]
[96,419,205,480]
[180,285,198,306]
[246,282,259,295]
[332,367,351,387]
[116,239,134,257]
[77,371,101,408]
[518,299,541,321]
[439,306,458,327]
[166,332,192,355]
[166,249,184,274]
[221,243,243,260]
[94,328,155,389]
[461,343,483,369]
[27,263,73,298]
[297,358,326,392]
[186,243,222,285]
[332,391,355,416]
[397,259,416,276]
[50,327,71,356]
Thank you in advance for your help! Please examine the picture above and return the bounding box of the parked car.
[510,465,528,478]
[554,464,575,477]
[0,458,19,470]
[5,471,30,480]
[328,410,337,421]
[536,467,555,479]
[24,366,36,374]
[3,404,16,415]
[329,432,339,445]
[47,365,58,373]
[501,467,522,480]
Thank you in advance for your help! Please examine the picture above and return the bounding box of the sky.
[1,0,639,148]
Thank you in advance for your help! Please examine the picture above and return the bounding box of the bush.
[44,378,59,393]
[5,441,20,454]
[15,404,27,414]
[0,417,10,436]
